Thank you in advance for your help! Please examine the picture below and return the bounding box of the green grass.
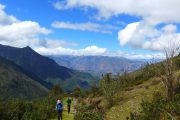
[50,98,76,120]
[105,78,164,120]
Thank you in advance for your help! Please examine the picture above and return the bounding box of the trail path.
[51,98,76,120]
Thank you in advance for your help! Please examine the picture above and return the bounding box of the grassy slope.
[106,78,164,120]
[105,57,180,120]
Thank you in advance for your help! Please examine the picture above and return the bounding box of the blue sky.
[0,0,180,59]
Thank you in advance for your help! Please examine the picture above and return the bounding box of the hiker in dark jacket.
[56,100,63,120]
[66,97,72,114]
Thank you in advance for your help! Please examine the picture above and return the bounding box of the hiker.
[56,100,63,120]
[66,97,72,114]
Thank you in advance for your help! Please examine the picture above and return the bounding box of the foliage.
[72,87,86,98]
[0,86,64,120]
[74,112,102,120]
[49,85,64,97]
[0,100,54,120]
[99,66,157,108]
[130,92,180,120]
[160,54,179,101]
[124,62,162,86]
[100,73,120,108]
[74,101,103,120]
[89,84,102,97]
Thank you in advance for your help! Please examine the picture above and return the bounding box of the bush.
[74,112,102,120]
[100,74,120,108]
[74,100,103,120]
[130,92,180,120]
[72,87,85,98]
[0,86,64,120]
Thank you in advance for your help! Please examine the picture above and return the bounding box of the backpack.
[67,99,72,105]
[57,103,63,111]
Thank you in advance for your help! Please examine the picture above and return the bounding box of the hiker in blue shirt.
[56,100,63,120]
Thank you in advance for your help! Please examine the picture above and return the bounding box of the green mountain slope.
[106,78,163,120]
[0,57,49,99]
[0,44,98,90]
[102,56,180,119]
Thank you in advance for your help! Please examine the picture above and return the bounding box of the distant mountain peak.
[50,55,144,74]
[0,44,97,90]
[23,46,32,50]
[21,46,38,54]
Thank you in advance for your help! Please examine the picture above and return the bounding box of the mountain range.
[0,56,49,99]
[0,44,144,99]
[49,55,144,75]
[0,44,98,95]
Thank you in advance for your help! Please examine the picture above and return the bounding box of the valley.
[0,1,180,119]
[50,55,144,75]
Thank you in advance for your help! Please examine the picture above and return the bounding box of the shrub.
[74,103,103,120]
[130,92,180,120]
[74,112,102,120]
[74,99,103,120]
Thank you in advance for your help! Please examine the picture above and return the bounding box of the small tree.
[72,87,84,98]
[49,85,64,98]
[100,73,119,108]
[160,42,180,101]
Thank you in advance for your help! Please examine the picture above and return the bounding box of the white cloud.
[114,52,164,60]
[0,3,52,47]
[0,5,108,57]
[53,1,70,10]
[0,21,51,41]
[0,3,170,59]
[83,45,107,54]
[0,4,77,49]
[118,22,140,46]
[143,33,180,51]
[162,24,177,33]
[35,45,107,56]
[52,21,118,33]
[35,45,164,59]
[53,0,180,23]
[53,0,180,53]
[0,4,18,25]
[118,22,180,51]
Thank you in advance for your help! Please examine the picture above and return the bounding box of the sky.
[0,0,180,59]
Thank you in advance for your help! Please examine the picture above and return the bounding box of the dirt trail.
[50,98,76,120]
